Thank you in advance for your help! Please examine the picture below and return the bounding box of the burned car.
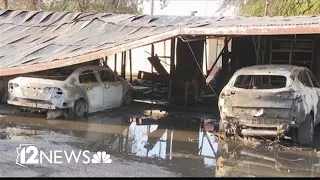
[218,65,320,146]
[7,66,133,119]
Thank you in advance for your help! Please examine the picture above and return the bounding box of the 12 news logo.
[16,144,112,168]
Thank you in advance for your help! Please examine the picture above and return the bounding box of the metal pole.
[169,38,175,102]
[129,50,133,83]
[122,51,126,78]
[114,54,117,74]
[151,44,154,112]
[105,56,108,67]
[204,41,208,75]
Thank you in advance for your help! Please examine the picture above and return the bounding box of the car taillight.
[8,82,18,90]
[221,90,236,97]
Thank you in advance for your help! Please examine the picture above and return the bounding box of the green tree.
[218,0,320,16]
[1,0,169,15]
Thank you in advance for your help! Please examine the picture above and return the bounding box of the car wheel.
[64,100,86,120]
[122,91,133,105]
[297,114,314,147]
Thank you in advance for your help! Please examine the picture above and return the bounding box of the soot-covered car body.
[218,65,320,146]
[7,66,133,118]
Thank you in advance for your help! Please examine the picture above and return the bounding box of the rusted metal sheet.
[0,10,320,76]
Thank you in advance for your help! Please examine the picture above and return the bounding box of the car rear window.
[233,75,287,89]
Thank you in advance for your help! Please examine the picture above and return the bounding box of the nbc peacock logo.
[91,151,112,164]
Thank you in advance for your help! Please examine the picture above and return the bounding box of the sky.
[142,0,235,17]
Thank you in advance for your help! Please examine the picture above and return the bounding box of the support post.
[222,37,229,73]
[168,38,176,102]
[222,37,230,89]
[114,54,117,74]
[121,52,126,78]
[204,40,208,75]
[129,50,133,83]
[151,44,155,106]
[105,56,108,66]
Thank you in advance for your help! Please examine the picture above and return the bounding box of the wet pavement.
[0,103,320,177]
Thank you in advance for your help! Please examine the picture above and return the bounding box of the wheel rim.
[75,101,84,117]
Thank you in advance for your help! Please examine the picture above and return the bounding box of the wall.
[106,38,229,78]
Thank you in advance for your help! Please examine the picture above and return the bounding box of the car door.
[306,70,320,123]
[97,68,123,109]
[297,70,314,118]
[78,69,104,112]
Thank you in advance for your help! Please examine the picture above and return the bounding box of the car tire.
[64,100,86,120]
[122,91,133,105]
[297,114,314,147]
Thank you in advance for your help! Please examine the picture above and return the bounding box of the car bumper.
[7,100,57,110]
[220,117,292,137]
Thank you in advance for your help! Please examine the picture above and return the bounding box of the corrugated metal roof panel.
[0,9,320,76]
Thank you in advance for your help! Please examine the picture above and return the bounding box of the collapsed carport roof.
[0,9,320,76]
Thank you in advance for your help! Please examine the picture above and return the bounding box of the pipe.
[240,129,277,137]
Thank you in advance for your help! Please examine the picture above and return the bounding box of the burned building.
[0,9,320,108]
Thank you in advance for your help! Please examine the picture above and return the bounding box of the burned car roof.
[235,65,306,75]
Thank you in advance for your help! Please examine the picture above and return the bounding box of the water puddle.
[0,106,319,177]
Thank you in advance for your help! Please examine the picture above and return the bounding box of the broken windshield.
[233,75,288,89]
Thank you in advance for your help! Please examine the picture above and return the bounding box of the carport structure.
[0,9,320,106]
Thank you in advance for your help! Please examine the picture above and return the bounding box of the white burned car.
[7,66,133,119]
[218,65,320,146]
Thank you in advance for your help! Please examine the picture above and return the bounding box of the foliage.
[0,0,169,14]
[217,0,320,16]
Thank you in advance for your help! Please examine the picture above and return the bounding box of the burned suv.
[218,65,320,146]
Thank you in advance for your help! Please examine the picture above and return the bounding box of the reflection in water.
[128,122,167,159]
[198,120,218,167]
[125,117,217,163]
[5,110,320,177]
[0,113,218,176]
[215,140,320,177]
